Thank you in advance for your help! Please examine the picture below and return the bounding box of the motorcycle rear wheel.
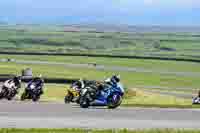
[64,91,73,104]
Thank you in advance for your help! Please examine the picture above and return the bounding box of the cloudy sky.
[0,0,199,25]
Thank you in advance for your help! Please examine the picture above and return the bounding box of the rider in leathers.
[27,75,44,94]
[3,76,21,94]
[95,75,121,97]
[104,75,120,87]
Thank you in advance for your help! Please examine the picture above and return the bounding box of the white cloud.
[143,0,200,7]
[143,0,154,5]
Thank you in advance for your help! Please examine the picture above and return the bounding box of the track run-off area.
[0,101,200,129]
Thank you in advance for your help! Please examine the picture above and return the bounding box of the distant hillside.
[0,24,200,60]
[69,24,200,33]
[2,23,200,33]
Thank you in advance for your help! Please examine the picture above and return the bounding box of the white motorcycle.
[192,97,200,104]
[0,77,21,100]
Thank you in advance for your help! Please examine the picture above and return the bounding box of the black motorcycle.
[21,78,44,102]
[0,77,21,100]
[64,80,100,104]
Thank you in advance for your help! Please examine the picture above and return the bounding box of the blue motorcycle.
[79,83,124,109]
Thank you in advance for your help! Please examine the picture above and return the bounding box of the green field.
[1,24,200,59]
[0,24,200,91]
[1,54,200,73]
[122,89,198,108]
[1,128,200,133]
[0,61,199,91]
[0,24,200,107]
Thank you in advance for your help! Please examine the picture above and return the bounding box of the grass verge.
[122,89,198,108]
[15,83,68,102]
[21,84,198,108]
[0,62,200,90]
[1,54,200,73]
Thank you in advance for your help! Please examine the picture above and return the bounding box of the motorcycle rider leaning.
[76,75,120,92]
[79,75,121,99]
[96,75,121,95]
[71,78,85,91]
[3,76,21,93]
[28,75,44,94]
[104,75,121,87]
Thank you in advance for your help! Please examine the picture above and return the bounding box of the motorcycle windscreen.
[117,83,124,93]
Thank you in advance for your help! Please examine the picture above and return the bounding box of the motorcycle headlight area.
[30,84,35,89]
[81,88,87,95]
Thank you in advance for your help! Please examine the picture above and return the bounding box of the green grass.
[1,24,200,59]
[0,54,200,92]
[1,54,200,73]
[0,25,199,108]
[0,62,200,90]
[1,128,200,133]
[122,89,196,108]
[42,84,68,102]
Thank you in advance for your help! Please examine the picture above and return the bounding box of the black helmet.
[111,75,120,84]
[73,80,82,88]
[13,76,21,83]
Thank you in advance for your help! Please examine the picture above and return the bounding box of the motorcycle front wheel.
[7,96,13,101]
[0,87,9,99]
[79,96,90,108]
[7,90,17,101]
[32,94,40,102]
[107,93,122,109]
[0,89,5,99]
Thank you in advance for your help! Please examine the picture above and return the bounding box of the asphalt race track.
[0,101,200,129]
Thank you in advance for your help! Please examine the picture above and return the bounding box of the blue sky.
[0,0,200,25]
